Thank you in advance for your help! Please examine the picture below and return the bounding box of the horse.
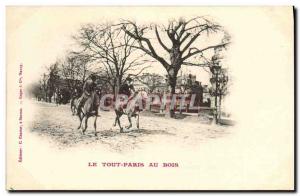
[113,90,148,132]
[76,91,100,136]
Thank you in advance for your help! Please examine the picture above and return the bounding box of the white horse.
[113,90,148,132]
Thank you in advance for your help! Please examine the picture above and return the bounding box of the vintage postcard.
[6,6,294,190]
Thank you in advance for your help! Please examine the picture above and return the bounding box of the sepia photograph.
[27,12,232,149]
[5,6,294,191]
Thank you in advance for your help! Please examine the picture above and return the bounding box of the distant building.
[133,73,167,93]
[177,73,196,86]
[133,78,149,91]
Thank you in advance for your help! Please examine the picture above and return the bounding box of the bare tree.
[206,47,230,123]
[60,52,90,92]
[122,16,230,117]
[40,73,49,101]
[74,23,151,96]
[45,63,60,103]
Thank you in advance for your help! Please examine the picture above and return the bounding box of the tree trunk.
[219,95,222,121]
[166,45,181,118]
[114,77,121,100]
[213,94,218,124]
[167,71,177,118]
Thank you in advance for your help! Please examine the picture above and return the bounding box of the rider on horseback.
[77,74,97,115]
[117,76,136,112]
[119,76,135,98]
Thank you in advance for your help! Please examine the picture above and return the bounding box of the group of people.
[76,74,135,115]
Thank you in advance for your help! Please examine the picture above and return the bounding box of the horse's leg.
[80,115,85,133]
[113,115,117,127]
[77,113,83,130]
[137,112,140,129]
[118,116,123,133]
[115,111,123,133]
[82,115,89,134]
[113,107,121,127]
[126,113,132,129]
[94,116,97,136]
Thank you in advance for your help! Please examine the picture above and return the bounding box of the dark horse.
[114,90,148,132]
[76,91,100,136]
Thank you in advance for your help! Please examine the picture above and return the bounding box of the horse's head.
[131,90,148,111]
[137,90,148,101]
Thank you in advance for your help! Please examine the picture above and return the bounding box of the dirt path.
[29,101,231,152]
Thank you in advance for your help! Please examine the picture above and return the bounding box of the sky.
[6,6,232,86]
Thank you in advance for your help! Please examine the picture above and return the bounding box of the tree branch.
[182,42,229,61]
[155,26,170,52]
[122,22,170,68]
